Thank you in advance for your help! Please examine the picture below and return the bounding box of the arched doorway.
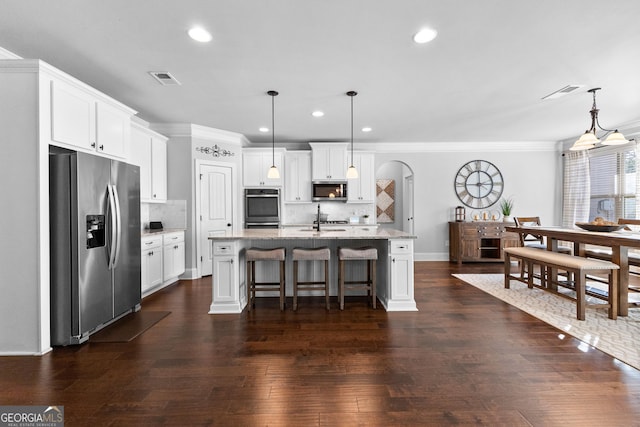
[375,161,415,234]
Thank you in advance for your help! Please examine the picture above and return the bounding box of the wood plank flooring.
[2,261,640,426]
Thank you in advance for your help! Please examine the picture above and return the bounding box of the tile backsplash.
[283,202,374,224]
[141,200,187,230]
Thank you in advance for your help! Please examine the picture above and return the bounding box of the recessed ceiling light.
[188,26,212,42]
[259,127,269,133]
[413,27,438,44]
[312,111,325,118]
[362,127,372,132]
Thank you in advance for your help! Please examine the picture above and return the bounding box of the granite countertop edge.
[142,228,186,237]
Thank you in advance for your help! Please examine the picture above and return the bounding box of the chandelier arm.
[594,115,616,134]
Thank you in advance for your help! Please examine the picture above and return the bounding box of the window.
[588,146,636,222]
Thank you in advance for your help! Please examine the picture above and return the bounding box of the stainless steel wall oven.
[244,188,280,228]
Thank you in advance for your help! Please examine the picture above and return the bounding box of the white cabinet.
[163,231,185,281]
[347,152,375,202]
[50,78,133,158]
[310,143,348,180]
[141,235,163,295]
[130,123,168,202]
[284,151,312,202]
[243,149,284,187]
[387,239,415,310]
[210,241,242,313]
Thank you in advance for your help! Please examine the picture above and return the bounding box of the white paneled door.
[198,163,233,276]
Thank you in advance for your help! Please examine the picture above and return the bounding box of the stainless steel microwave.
[312,181,347,201]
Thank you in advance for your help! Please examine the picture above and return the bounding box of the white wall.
[152,124,245,279]
[0,65,50,354]
[373,142,562,260]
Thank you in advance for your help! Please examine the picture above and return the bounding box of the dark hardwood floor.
[2,261,640,426]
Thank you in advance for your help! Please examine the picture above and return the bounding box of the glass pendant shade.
[267,165,280,179]
[346,165,359,179]
[570,131,598,150]
[602,131,628,146]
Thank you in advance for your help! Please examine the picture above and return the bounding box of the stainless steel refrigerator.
[49,146,141,345]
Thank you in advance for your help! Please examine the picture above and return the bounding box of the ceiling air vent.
[541,84,583,100]
[149,71,181,86]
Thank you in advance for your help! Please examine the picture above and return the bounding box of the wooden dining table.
[505,225,640,316]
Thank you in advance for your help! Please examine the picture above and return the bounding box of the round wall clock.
[454,160,504,209]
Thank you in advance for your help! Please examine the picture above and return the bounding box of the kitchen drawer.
[390,240,413,254]
[163,231,184,245]
[142,235,162,250]
[213,241,237,255]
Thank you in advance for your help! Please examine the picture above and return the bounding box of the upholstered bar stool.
[292,247,331,311]
[246,247,286,311]
[338,246,377,310]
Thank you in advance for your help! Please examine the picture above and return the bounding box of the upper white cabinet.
[243,149,284,187]
[347,152,375,203]
[310,142,347,180]
[130,123,168,202]
[284,151,312,202]
[50,77,134,159]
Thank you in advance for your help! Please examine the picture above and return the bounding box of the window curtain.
[636,142,640,219]
[562,150,590,227]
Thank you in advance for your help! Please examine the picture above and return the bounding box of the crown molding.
[356,140,561,153]
[150,123,248,146]
[0,46,21,59]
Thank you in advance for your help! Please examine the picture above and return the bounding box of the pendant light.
[570,88,628,151]
[266,90,280,179]
[346,91,358,179]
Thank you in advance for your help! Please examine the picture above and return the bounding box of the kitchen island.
[208,227,417,313]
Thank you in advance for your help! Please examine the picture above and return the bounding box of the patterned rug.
[453,274,640,371]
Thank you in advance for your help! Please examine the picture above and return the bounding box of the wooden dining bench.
[503,247,620,320]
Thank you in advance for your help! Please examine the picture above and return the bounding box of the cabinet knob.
[99,145,104,151]
[91,142,96,148]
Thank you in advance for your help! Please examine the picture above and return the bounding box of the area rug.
[453,274,640,371]
[90,311,170,343]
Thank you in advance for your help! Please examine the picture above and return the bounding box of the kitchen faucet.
[314,204,321,231]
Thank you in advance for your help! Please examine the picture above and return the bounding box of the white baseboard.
[414,252,449,261]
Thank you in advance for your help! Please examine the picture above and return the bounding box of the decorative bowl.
[575,223,625,232]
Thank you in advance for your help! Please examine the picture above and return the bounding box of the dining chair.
[585,218,640,293]
[513,216,572,283]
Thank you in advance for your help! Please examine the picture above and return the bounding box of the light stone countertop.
[141,228,186,237]
[208,227,415,240]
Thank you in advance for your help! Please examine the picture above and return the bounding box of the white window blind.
[587,144,637,222]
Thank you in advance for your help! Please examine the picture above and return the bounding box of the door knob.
[227,223,232,227]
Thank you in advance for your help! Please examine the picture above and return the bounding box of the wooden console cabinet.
[449,221,519,265]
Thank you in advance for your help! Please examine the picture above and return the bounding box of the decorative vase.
[503,215,512,223]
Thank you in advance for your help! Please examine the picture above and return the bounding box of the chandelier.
[570,88,628,151]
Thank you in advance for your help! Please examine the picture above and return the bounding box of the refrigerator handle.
[111,184,122,270]
[106,185,117,269]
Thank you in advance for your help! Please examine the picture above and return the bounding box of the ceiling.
[2,0,640,146]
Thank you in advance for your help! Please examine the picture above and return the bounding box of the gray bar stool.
[338,246,377,310]
[292,247,331,311]
[246,247,286,311]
